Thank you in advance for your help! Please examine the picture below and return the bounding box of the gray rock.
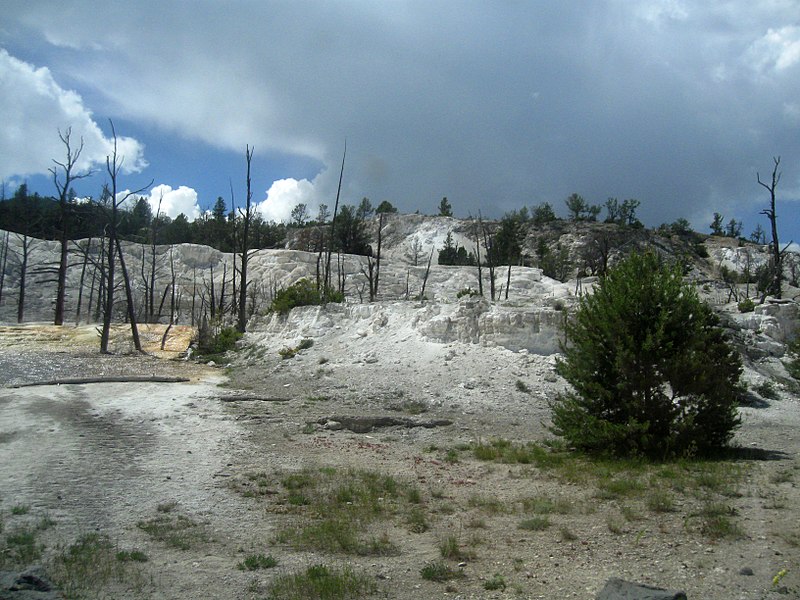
[0,566,62,599]
[596,578,687,600]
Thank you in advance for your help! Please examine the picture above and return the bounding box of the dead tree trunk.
[757,156,784,299]
[237,145,254,333]
[419,248,434,300]
[473,221,483,297]
[50,127,91,326]
[14,234,32,323]
[0,230,9,307]
[481,219,496,300]
[74,238,92,325]
[114,237,142,351]
[324,141,347,296]
[100,120,151,353]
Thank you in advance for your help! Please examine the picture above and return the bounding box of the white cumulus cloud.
[0,48,147,182]
[256,177,321,224]
[745,25,800,73]
[146,184,202,221]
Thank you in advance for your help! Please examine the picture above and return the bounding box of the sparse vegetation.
[237,553,277,570]
[519,517,550,531]
[49,534,148,598]
[421,560,464,582]
[137,509,206,550]
[484,573,507,591]
[270,278,343,315]
[256,468,419,556]
[197,323,242,359]
[267,564,377,600]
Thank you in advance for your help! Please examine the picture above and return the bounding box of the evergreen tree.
[375,200,397,214]
[438,197,453,217]
[551,251,742,458]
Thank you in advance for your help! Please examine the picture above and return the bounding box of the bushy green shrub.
[456,287,479,299]
[269,278,344,315]
[197,324,242,356]
[738,298,755,313]
[551,251,742,458]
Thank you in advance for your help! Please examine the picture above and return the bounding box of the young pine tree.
[551,251,742,458]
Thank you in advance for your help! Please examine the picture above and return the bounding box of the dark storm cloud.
[1,1,798,231]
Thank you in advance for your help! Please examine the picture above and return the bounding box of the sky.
[1,0,799,246]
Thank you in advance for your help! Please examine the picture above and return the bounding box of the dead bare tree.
[141,193,165,321]
[324,141,347,296]
[50,127,92,325]
[100,120,152,353]
[360,213,384,302]
[757,156,789,299]
[237,145,256,333]
[0,230,9,307]
[10,233,35,323]
[406,238,424,266]
[481,218,497,300]
[473,218,484,296]
[72,237,93,324]
[419,248,434,300]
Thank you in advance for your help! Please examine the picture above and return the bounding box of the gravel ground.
[1,322,799,599]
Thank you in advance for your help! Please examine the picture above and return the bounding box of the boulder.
[596,578,687,600]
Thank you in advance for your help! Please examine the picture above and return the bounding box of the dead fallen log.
[313,415,453,433]
[10,376,190,388]
[219,395,290,403]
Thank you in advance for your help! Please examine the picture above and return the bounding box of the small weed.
[484,573,507,591]
[646,490,676,513]
[466,516,487,529]
[10,505,30,516]
[620,504,642,522]
[237,553,277,571]
[519,517,550,531]
[421,561,464,582]
[559,526,578,541]
[520,495,572,515]
[468,494,505,515]
[36,514,56,531]
[398,400,427,415]
[307,395,330,403]
[755,381,779,400]
[696,502,743,539]
[429,484,446,499]
[267,564,376,600]
[406,507,429,533]
[515,380,530,393]
[406,486,422,504]
[116,549,148,563]
[279,347,297,359]
[137,512,206,550]
[770,469,793,484]
[439,534,462,559]
[4,527,42,564]
[594,476,646,500]
[156,500,178,513]
[298,338,314,350]
[445,448,459,464]
[606,514,625,534]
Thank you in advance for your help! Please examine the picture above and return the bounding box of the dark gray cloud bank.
[1,1,798,240]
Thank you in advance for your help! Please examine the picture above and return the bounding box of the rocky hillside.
[0,215,797,364]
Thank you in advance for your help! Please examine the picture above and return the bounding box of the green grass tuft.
[267,564,376,600]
